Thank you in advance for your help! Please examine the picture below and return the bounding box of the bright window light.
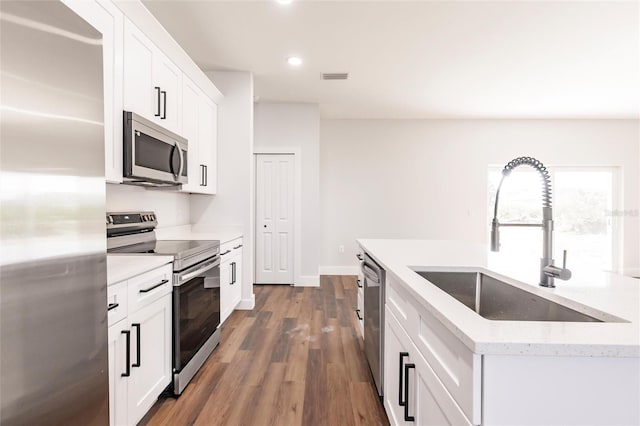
[488,167,617,279]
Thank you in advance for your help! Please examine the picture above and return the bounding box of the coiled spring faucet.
[490,156,571,288]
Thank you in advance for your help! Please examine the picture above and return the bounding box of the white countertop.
[358,239,640,357]
[156,225,242,244]
[107,254,173,285]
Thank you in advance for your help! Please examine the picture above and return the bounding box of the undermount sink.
[413,269,607,322]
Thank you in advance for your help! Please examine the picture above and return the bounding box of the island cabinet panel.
[386,275,482,424]
[384,308,471,426]
[483,354,640,425]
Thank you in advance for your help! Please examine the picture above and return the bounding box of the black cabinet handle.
[404,363,415,422]
[221,250,231,256]
[356,253,363,261]
[233,244,243,250]
[107,302,119,311]
[139,279,168,293]
[355,309,363,321]
[204,165,208,186]
[132,323,141,368]
[121,330,131,377]
[200,165,205,186]
[399,352,409,406]
[154,86,161,117]
[161,90,167,119]
[231,262,236,284]
[357,278,363,288]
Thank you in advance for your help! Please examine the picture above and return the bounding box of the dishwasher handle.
[361,262,380,284]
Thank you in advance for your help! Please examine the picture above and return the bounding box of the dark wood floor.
[140,276,389,426]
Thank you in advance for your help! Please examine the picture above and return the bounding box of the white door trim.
[253,148,303,286]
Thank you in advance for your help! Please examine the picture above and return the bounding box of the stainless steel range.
[107,211,220,395]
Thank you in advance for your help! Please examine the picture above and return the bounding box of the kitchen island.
[358,239,640,425]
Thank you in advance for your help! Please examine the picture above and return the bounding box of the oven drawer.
[128,264,173,313]
[107,280,128,327]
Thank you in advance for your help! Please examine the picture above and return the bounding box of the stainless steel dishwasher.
[362,253,385,397]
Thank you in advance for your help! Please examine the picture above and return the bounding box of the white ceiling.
[144,0,640,119]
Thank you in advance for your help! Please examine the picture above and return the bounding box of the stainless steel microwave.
[123,111,188,187]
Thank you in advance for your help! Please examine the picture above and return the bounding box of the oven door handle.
[176,257,220,285]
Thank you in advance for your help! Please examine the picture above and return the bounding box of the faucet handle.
[542,250,572,281]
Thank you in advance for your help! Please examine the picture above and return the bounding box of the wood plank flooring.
[140,275,389,426]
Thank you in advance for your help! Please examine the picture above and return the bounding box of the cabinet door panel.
[230,249,242,309]
[383,309,411,426]
[127,295,172,425]
[108,321,129,426]
[154,51,181,133]
[180,76,200,193]
[123,20,154,119]
[220,259,232,324]
[198,95,217,194]
[62,0,124,183]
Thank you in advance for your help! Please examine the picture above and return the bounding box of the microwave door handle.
[177,142,184,178]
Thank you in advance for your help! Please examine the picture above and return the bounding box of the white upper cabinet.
[123,18,181,135]
[179,76,217,195]
[62,0,124,183]
[179,77,201,193]
[154,51,181,133]
[197,94,217,194]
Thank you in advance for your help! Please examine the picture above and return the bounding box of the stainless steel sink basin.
[413,270,603,322]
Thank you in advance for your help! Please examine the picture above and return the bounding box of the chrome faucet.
[490,156,571,288]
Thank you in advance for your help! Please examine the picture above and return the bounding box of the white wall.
[320,119,640,273]
[254,103,320,284]
[106,183,190,228]
[191,71,255,306]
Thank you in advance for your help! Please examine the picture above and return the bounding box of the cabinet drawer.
[409,300,480,424]
[107,280,128,327]
[386,274,417,329]
[127,264,173,313]
[220,237,242,260]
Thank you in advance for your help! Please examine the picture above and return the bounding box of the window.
[488,167,618,277]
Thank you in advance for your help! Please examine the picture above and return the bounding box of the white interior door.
[255,154,294,284]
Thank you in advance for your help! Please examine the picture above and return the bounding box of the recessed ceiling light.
[276,0,292,4]
[287,56,302,67]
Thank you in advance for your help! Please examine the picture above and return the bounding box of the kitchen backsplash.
[106,183,190,228]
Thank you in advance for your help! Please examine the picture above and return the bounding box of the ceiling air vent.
[321,73,349,80]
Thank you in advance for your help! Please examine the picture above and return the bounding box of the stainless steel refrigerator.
[0,1,109,424]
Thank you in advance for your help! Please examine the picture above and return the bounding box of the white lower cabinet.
[384,309,471,426]
[356,282,364,336]
[356,251,364,336]
[127,296,172,425]
[107,264,172,426]
[220,238,243,323]
[108,319,128,426]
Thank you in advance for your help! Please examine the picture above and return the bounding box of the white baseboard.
[319,265,359,276]
[295,275,320,287]
[236,294,255,310]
